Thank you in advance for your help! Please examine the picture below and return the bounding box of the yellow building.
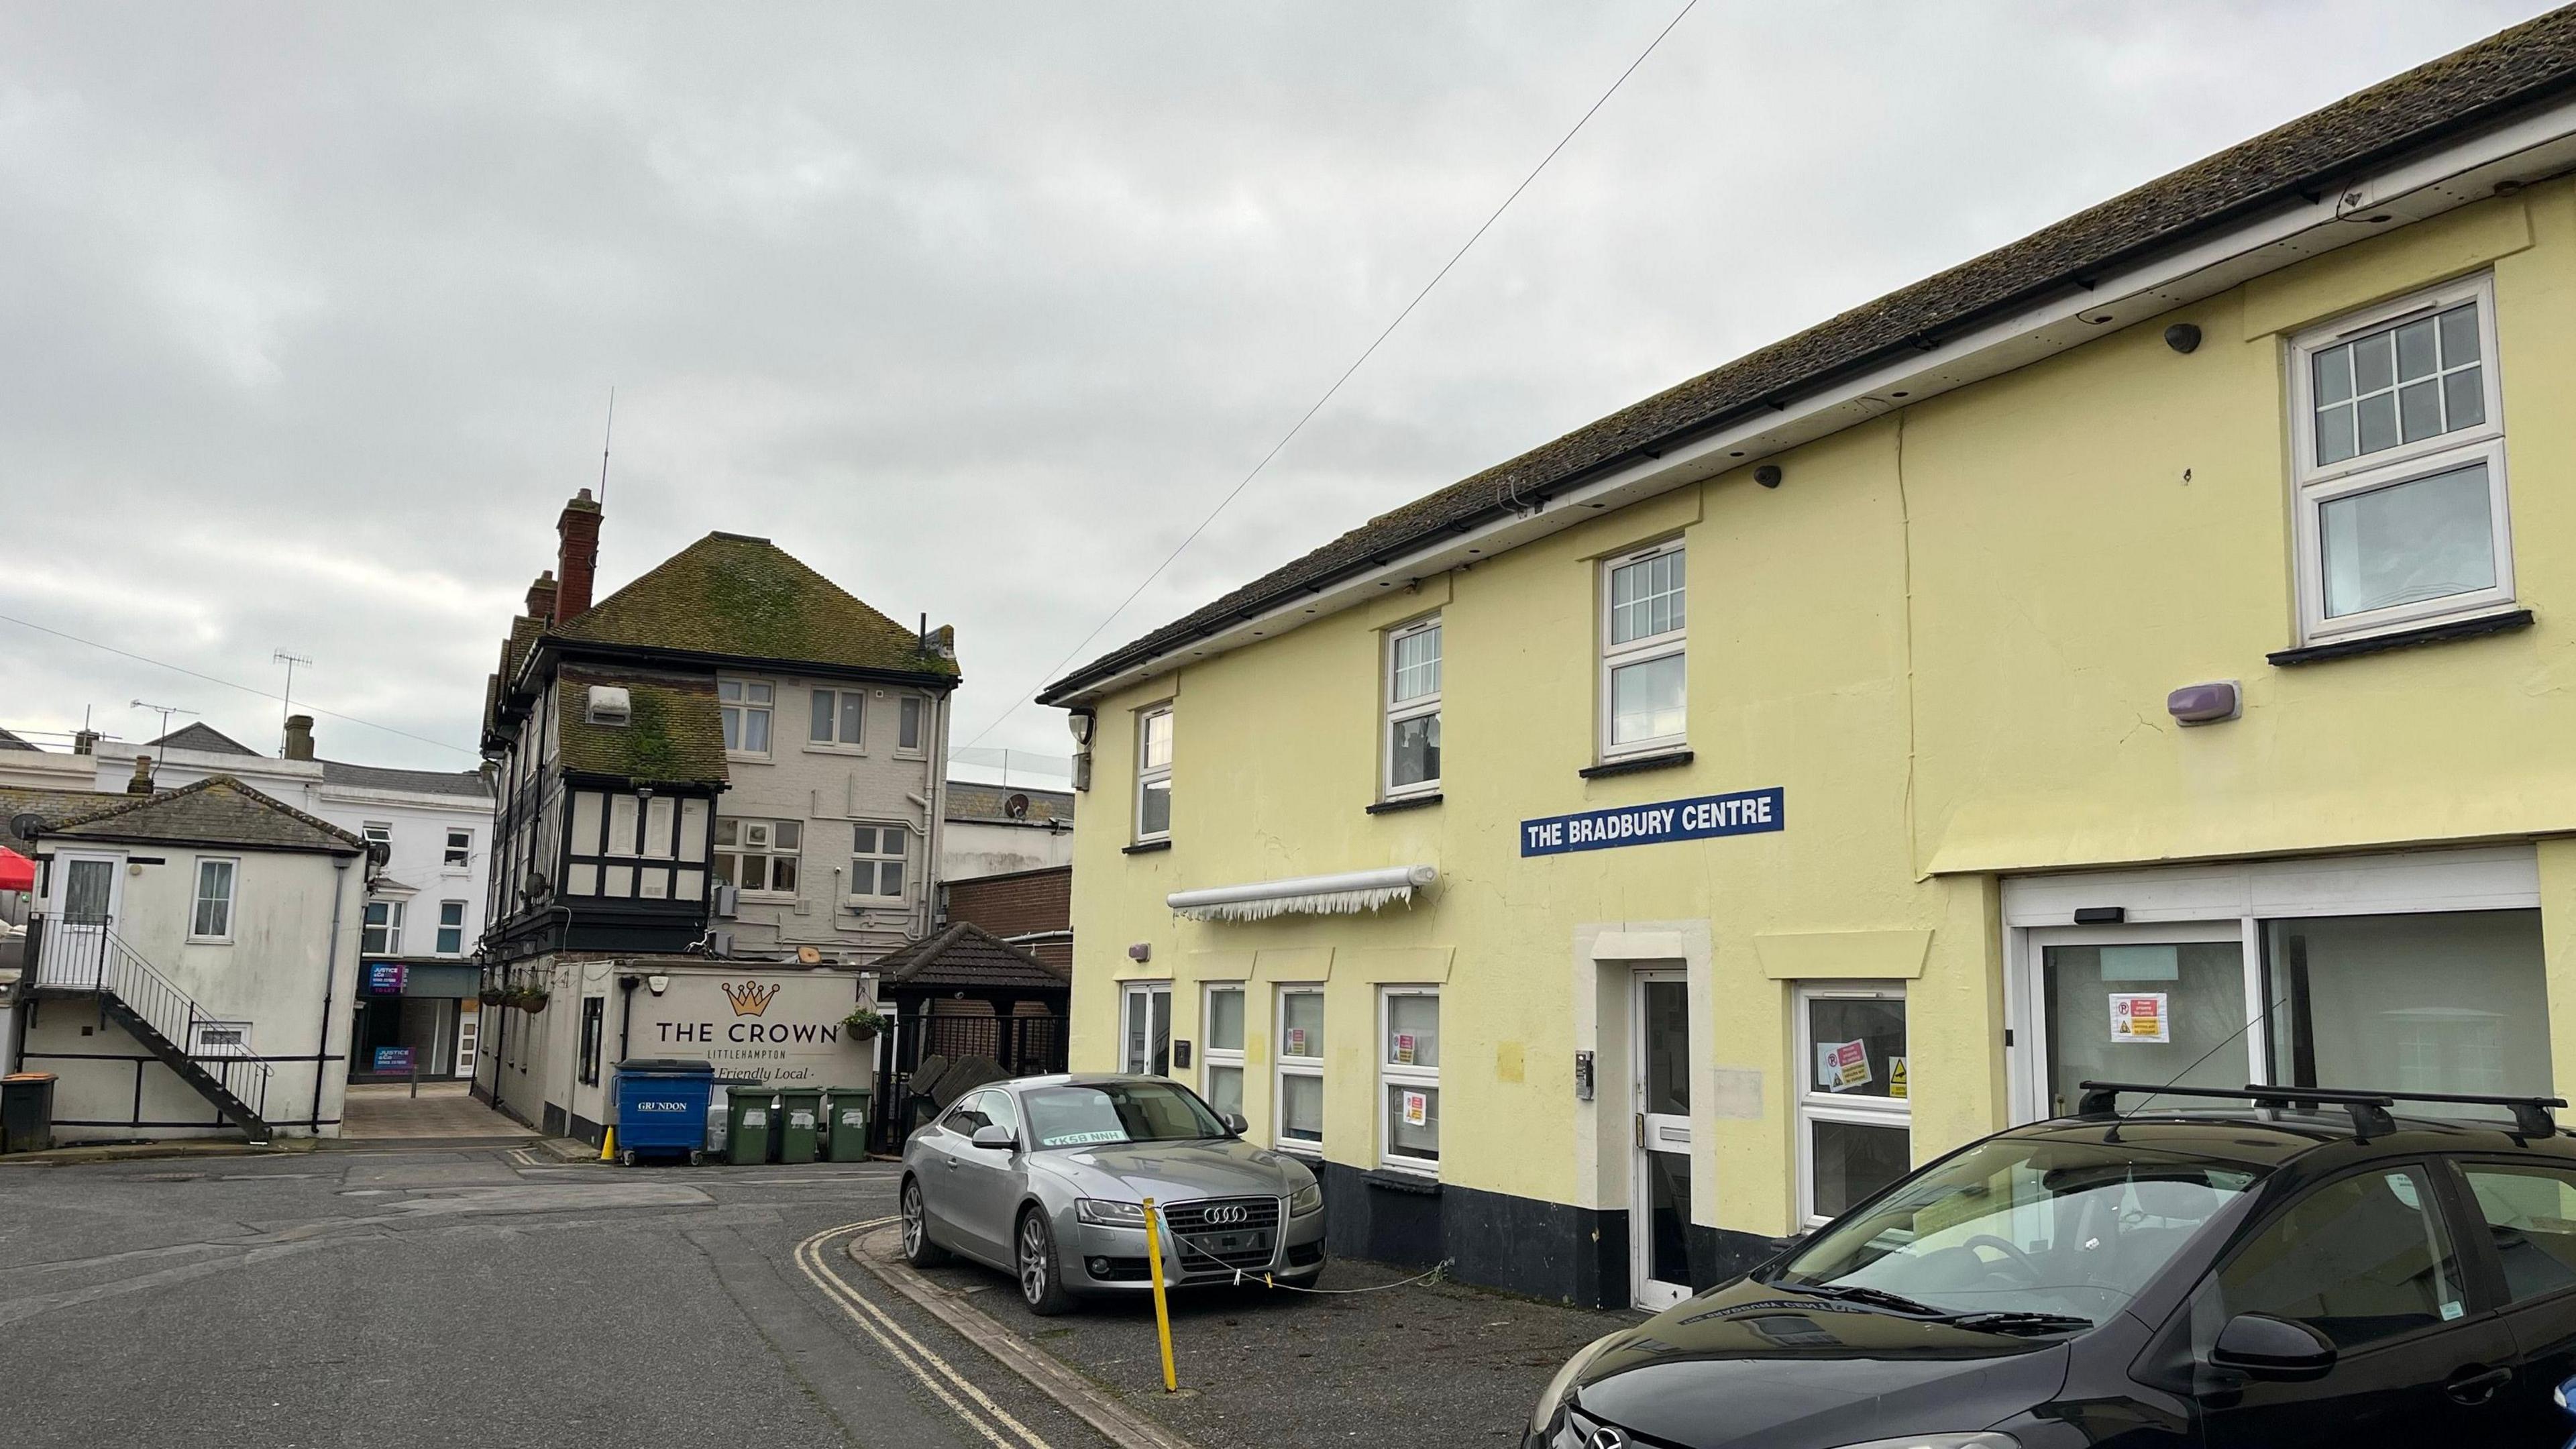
[1038,14,2576,1308]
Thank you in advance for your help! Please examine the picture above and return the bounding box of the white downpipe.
[1167,865,1438,922]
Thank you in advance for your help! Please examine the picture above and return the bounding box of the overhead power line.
[0,609,480,759]
[963,0,1703,749]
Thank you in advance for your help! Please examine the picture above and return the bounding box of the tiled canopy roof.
[873,922,1069,994]
[1041,6,2576,703]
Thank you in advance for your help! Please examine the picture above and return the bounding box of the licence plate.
[1191,1231,1266,1255]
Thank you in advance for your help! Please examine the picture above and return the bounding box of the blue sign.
[1521,786,1784,857]
[366,961,407,994]
[372,1046,415,1073]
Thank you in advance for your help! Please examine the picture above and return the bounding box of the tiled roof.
[945,782,1075,827]
[0,727,39,752]
[552,532,961,680]
[484,615,545,741]
[1041,7,2576,703]
[148,722,259,756]
[0,786,121,849]
[553,670,729,786]
[319,759,494,800]
[36,776,366,854]
[873,922,1070,994]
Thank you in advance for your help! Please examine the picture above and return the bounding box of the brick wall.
[943,865,1071,971]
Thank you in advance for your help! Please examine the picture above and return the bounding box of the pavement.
[339,1080,539,1142]
[0,1147,1629,1448]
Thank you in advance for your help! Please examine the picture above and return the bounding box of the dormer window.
[586,685,632,727]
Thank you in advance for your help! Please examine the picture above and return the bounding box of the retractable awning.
[1167,865,1438,923]
[0,847,32,893]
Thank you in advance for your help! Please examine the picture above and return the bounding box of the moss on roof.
[554,672,728,785]
[555,533,959,678]
[40,776,365,853]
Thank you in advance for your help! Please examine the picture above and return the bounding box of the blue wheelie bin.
[614,1058,716,1165]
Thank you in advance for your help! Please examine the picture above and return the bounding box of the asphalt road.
[0,1148,1117,1449]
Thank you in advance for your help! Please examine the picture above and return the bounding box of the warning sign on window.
[1401,1090,1429,1127]
[1890,1057,1908,1099]
[2110,992,2170,1044]
[1393,1032,1417,1066]
[1816,1039,1872,1092]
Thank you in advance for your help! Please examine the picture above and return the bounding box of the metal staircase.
[29,918,274,1143]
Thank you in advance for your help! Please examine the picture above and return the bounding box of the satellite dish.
[8,814,44,843]
[796,945,823,965]
[1004,793,1030,820]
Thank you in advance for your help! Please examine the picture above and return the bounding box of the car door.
[2442,1156,2576,1443]
[947,1089,1028,1258]
[915,1093,991,1252]
[2192,1161,2517,1449]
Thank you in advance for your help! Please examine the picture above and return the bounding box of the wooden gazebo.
[868,921,1070,1147]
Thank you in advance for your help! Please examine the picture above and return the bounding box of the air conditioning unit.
[708,930,735,958]
[712,883,739,919]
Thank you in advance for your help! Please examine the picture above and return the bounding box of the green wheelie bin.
[726,1085,776,1165]
[775,1087,824,1165]
[824,1087,875,1163]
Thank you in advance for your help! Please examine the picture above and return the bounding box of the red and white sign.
[1401,1090,1429,1127]
[2110,992,2170,1044]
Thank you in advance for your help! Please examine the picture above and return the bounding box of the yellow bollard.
[600,1127,616,1163]
[1141,1197,1178,1393]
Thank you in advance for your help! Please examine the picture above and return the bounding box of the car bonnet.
[1030,1138,1307,1203]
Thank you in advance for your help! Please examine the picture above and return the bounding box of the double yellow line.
[792,1220,1057,1449]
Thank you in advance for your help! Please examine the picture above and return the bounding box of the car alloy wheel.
[902,1183,926,1256]
[1019,1214,1050,1303]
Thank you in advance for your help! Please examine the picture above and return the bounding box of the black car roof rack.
[2075,1081,2567,1142]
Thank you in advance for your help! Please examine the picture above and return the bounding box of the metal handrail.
[32,916,270,1122]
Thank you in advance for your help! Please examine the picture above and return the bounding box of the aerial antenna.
[130,698,197,741]
[272,651,313,735]
[597,386,616,508]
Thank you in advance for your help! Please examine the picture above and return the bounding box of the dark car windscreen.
[1022,1083,1226,1149]
[1768,1136,2267,1326]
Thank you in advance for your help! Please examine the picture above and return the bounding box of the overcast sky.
[0,1,2554,777]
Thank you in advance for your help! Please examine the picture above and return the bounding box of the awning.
[0,847,32,893]
[1167,865,1438,923]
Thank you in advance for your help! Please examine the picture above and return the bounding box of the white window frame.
[1134,703,1174,844]
[362,821,392,849]
[718,678,775,758]
[1383,616,1442,800]
[895,694,928,757]
[808,686,866,751]
[1794,981,1910,1229]
[363,900,405,956]
[2287,275,2514,646]
[1201,983,1246,1123]
[847,822,910,903]
[714,818,802,897]
[443,827,473,870]
[1120,980,1173,1076]
[189,856,238,943]
[189,1020,254,1057]
[1599,540,1687,759]
[1275,985,1324,1156]
[1378,985,1441,1175]
[435,900,467,955]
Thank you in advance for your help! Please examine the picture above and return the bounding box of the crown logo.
[721,980,779,1017]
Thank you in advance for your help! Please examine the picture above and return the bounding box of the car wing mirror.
[1223,1112,1250,1136]
[970,1125,1019,1150]
[2210,1312,2337,1381]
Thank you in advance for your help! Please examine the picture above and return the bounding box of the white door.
[1631,969,1694,1310]
[1121,982,1172,1077]
[2020,921,2253,1121]
[454,1005,480,1079]
[42,852,121,988]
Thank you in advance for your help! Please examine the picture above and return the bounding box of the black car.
[1529,1082,2576,1449]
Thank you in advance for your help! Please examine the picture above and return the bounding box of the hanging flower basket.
[517,989,550,1014]
[476,987,506,1006]
[842,1006,887,1042]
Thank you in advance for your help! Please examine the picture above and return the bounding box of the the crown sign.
[721,980,780,1016]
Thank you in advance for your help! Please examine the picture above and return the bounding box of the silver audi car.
[899,1073,1327,1313]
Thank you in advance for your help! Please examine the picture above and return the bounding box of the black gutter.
[314,857,352,1132]
[1036,70,2576,706]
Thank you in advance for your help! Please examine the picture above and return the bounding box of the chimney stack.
[525,570,559,622]
[127,753,154,795]
[554,488,603,623]
[283,714,315,761]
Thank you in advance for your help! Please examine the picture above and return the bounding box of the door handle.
[1633,1113,1644,1149]
[944,1158,959,1170]
[2443,1364,2513,1405]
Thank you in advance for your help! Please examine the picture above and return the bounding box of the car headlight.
[1529,1332,1623,1435]
[1075,1199,1148,1228]
[1823,1423,2019,1433]
[1827,1436,2020,1449]
[1289,1183,1324,1218]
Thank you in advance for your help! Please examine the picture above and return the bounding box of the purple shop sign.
[366,961,407,994]
[372,1046,414,1073]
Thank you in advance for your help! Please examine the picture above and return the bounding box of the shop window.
[719,678,773,755]
[1384,617,1442,798]
[713,818,802,895]
[1380,987,1440,1173]
[190,857,237,942]
[2459,1163,2576,1305]
[578,997,605,1087]
[2041,936,2249,1119]
[1797,984,1909,1226]
[810,687,866,747]
[436,901,466,955]
[2263,909,2551,1099]
[1134,705,1173,843]
[363,900,404,955]
[1202,985,1245,1119]
[2288,276,2514,645]
[1277,987,1324,1152]
[849,825,908,901]
[1601,541,1685,758]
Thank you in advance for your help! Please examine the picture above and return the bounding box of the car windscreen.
[1021,1083,1227,1150]
[1766,1136,2266,1327]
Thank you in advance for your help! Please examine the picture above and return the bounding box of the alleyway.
[339,1081,538,1142]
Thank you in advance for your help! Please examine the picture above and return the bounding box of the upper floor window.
[720,679,773,755]
[2290,276,2513,645]
[443,828,472,868]
[897,695,926,754]
[362,821,392,849]
[363,900,404,955]
[1602,543,1686,757]
[436,900,466,955]
[714,818,800,895]
[810,687,865,748]
[191,857,237,942]
[849,824,909,901]
[1385,618,1442,798]
[1135,704,1174,843]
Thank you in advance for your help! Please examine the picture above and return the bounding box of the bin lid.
[3,1072,56,1082]
[615,1058,715,1076]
